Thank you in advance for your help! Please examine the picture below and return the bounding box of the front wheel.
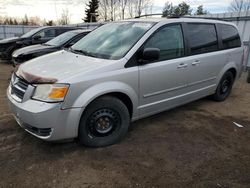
[212,71,234,102]
[79,96,130,147]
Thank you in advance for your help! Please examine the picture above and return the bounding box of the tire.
[212,71,234,102]
[247,69,250,83]
[247,77,250,83]
[79,96,130,147]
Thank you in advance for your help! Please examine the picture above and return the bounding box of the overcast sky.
[0,0,232,23]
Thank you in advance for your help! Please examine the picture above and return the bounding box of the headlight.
[32,84,69,102]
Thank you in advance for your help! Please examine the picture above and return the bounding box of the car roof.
[37,26,78,30]
[70,29,92,34]
[124,17,236,26]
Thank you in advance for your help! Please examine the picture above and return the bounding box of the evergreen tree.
[174,2,192,17]
[162,2,174,17]
[84,0,99,22]
[196,5,208,15]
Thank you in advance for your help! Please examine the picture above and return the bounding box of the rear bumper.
[7,85,83,141]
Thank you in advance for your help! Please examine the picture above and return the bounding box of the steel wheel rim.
[87,108,121,137]
[220,76,232,96]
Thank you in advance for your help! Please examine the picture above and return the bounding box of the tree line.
[1,0,250,25]
[0,10,70,26]
[83,0,208,22]
[84,0,250,22]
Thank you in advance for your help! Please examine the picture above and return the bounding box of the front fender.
[63,81,139,118]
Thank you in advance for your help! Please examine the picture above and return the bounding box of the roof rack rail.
[134,14,183,19]
[167,15,181,18]
[134,13,162,18]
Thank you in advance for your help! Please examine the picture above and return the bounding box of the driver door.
[139,24,189,117]
[32,28,56,44]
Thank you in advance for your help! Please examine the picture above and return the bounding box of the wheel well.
[103,92,133,118]
[82,92,133,120]
[228,68,237,79]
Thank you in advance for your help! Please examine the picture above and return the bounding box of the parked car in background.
[0,26,78,61]
[12,29,91,66]
[7,18,243,147]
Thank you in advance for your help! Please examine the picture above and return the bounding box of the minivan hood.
[17,50,114,83]
[13,44,54,57]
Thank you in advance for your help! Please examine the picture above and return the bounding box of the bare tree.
[58,8,70,25]
[98,0,115,21]
[141,0,153,16]
[119,0,128,19]
[229,0,250,12]
[127,0,137,18]
[98,0,153,20]
[99,0,109,21]
[135,0,153,17]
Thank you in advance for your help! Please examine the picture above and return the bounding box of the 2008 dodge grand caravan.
[7,18,244,147]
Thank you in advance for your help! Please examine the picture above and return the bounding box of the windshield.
[46,31,77,46]
[21,27,42,38]
[71,21,155,60]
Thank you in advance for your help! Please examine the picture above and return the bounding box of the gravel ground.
[0,62,250,188]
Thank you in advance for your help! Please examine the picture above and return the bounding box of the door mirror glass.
[140,48,160,63]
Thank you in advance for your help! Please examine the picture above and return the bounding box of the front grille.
[0,44,8,52]
[10,74,29,102]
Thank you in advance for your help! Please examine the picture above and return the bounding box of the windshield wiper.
[69,48,96,57]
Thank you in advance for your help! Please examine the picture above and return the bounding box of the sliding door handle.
[177,63,188,69]
[192,60,200,66]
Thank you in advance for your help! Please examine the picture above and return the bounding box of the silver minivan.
[7,18,244,147]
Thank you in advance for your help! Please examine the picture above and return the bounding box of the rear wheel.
[79,96,130,147]
[247,69,250,83]
[212,71,234,102]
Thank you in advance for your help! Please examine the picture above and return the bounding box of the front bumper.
[7,85,83,141]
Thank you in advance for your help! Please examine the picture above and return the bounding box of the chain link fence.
[0,23,103,40]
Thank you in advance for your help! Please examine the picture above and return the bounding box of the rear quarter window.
[187,23,219,55]
[219,24,241,49]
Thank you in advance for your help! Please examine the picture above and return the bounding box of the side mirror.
[33,35,41,40]
[140,48,160,64]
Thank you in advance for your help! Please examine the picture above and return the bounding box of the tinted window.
[187,24,218,55]
[144,25,184,61]
[220,24,241,49]
[34,28,56,39]
[21,27,42,38]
